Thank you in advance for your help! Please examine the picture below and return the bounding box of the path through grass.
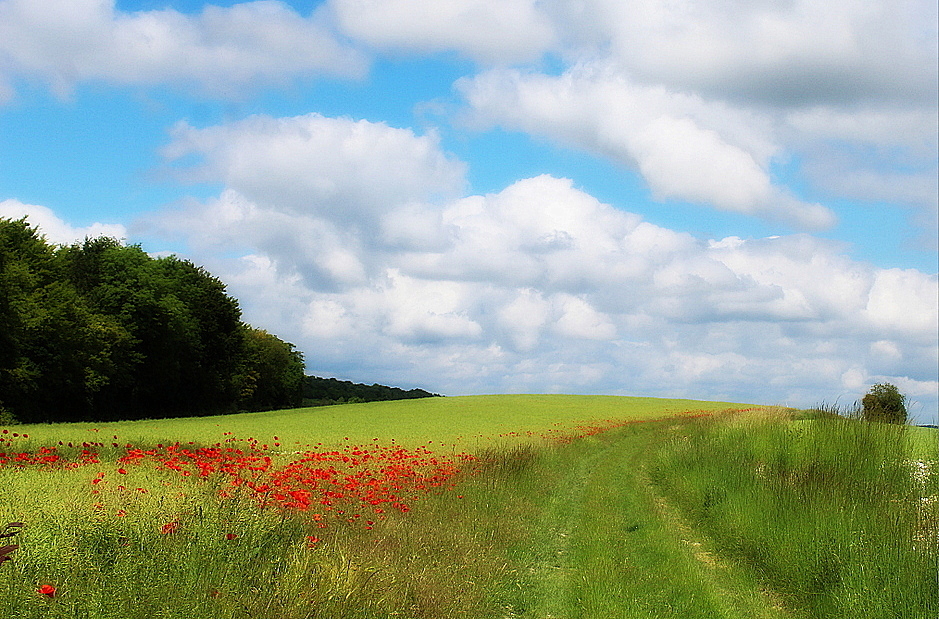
[495,417,795,619]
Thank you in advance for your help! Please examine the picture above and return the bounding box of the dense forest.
[302,375,439,406]
[0,217,305,424]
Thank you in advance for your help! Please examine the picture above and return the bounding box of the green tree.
[237,327,305,412]
[861,383,908,424]
[59,237,246,419]
[0,217,306,422]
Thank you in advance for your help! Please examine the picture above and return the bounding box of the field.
[0,396,936,618]
[3,394,747,448]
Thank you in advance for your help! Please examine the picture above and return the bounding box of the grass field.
[3,394,751,448]
[0,396,935,618]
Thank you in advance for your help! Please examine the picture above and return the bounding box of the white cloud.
[0,199,126,244]
[329,0,555,63]
[786,107,939,157]
[552,0,938,107]
[865,268,939,338]
[163,114,466,221]
[0,0,366,98]
[137,112,938,421]
[458,66,836,230]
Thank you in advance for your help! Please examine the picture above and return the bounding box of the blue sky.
[1,0,937,422]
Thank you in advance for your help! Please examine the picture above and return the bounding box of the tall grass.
[651,413,939,619]
[0,443,522,618]
[5,402,933,618]
[0,413,771,619]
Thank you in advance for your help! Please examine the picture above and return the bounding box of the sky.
[0,0,937,423]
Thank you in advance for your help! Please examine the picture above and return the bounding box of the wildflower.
[225,533,238,540]
[117,468,127,475]
[306,535,320,547]
[160,521,179,534]
[37,584,56,597]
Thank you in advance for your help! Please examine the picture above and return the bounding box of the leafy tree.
[301,376,438,406]
[237,327,305,412]
[861,383,908,424]
[59,237,248,418]
[0,218,307,422]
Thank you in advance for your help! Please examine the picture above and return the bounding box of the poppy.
[37,584,55,597]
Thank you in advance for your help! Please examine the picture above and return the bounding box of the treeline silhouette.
[0,217,305,423]
[302,376,439,406]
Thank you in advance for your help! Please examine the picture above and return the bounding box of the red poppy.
[160,521,179,534]
[225,533,237,540]
[37,584,55,597]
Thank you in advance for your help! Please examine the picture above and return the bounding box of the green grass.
[493,420,795,619]
[2,397,933,618]
[651,413,939,619]
[2,394,751,448]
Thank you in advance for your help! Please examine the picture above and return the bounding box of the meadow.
[0,395,935,618]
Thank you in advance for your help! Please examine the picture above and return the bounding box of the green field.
[6,394,752,448]
[0,396,935,618]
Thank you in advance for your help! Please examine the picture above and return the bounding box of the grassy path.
[508,420,796,619]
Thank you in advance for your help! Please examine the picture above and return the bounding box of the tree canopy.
[301,376,438,406]
[0,217,305,423]
[861,382,908,424]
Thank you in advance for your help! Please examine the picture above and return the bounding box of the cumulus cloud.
[551,0,938,108]
[162,114,466,220]
[0,199,126,244]
[458,66,836,230]
[0,0,366,98]
[328,0,555,63]
[327,0,936,107]
[138,112,938,421]
[3,0,933,245]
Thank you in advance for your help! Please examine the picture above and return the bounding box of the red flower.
[37,584,56,597]
[306,535,320,547]
[160,521,179,534]
[225,533,237,540]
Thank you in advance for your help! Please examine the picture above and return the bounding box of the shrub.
[861,383,908,424]
[0,406,18,426]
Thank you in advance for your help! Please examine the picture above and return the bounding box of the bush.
[0,406,18,426]
[861,383,908,424]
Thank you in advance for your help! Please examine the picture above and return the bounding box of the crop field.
[3,394,748,449]
[0,396,936,618]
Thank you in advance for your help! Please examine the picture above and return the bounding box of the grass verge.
[650,413,939,619]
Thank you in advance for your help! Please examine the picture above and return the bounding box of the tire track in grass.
[516,419,798,619]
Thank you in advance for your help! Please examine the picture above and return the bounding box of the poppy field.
[0,396,936,618]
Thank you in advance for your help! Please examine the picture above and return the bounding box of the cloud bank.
[130,113,936,420]
[0,0,365,99]
[1,0,935,420]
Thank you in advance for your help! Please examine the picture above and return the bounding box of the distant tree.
[861,383,908,424]
[301,375,438,405]
[237,327,305,412]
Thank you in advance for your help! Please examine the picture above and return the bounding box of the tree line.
[0,217,305,424]
[302,376,438,406]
